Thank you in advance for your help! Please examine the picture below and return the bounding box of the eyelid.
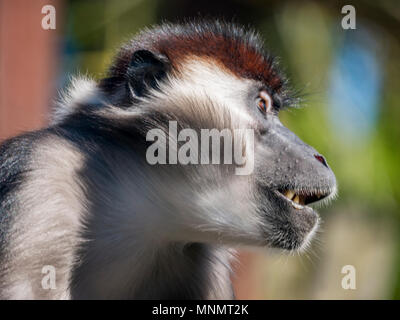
[259,91,272,112]
[259,91,271,102]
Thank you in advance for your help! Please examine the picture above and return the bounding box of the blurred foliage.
[62,0,400,299]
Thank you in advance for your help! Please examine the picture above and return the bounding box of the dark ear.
[126,50,168,97]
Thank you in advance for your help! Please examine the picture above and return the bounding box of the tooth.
[293,195,300,204]
[284,190,295,200]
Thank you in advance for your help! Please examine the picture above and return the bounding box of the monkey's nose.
[314,154,328,168]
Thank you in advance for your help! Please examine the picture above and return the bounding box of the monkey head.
[89,21,337,252]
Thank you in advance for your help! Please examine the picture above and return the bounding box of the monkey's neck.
[71,240,234,299]
[61,132,236,299]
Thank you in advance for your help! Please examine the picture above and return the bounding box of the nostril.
[314,154,328,168]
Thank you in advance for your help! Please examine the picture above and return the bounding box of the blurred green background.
[42,0,400,299]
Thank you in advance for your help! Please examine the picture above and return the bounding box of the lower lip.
[290,201,304,210]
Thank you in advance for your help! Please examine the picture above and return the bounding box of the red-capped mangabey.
[0,21,336,299]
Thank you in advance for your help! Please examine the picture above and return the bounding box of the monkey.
[0,21,336,299]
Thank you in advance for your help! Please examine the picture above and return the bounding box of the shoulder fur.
[51,76,99,125]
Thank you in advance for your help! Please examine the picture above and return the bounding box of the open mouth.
[276,189,331,210]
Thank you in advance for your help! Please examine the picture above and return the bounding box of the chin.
[260,184,336,252]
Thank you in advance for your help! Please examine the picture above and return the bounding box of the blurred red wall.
[0,0,62,141]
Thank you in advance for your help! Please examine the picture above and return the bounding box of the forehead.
[172,56,255,99]
[156,31,283,93]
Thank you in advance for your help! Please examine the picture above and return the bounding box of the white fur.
[51,77,100,125]
[0,137,86,299]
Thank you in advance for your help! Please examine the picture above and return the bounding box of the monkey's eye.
[257,90,273,114]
